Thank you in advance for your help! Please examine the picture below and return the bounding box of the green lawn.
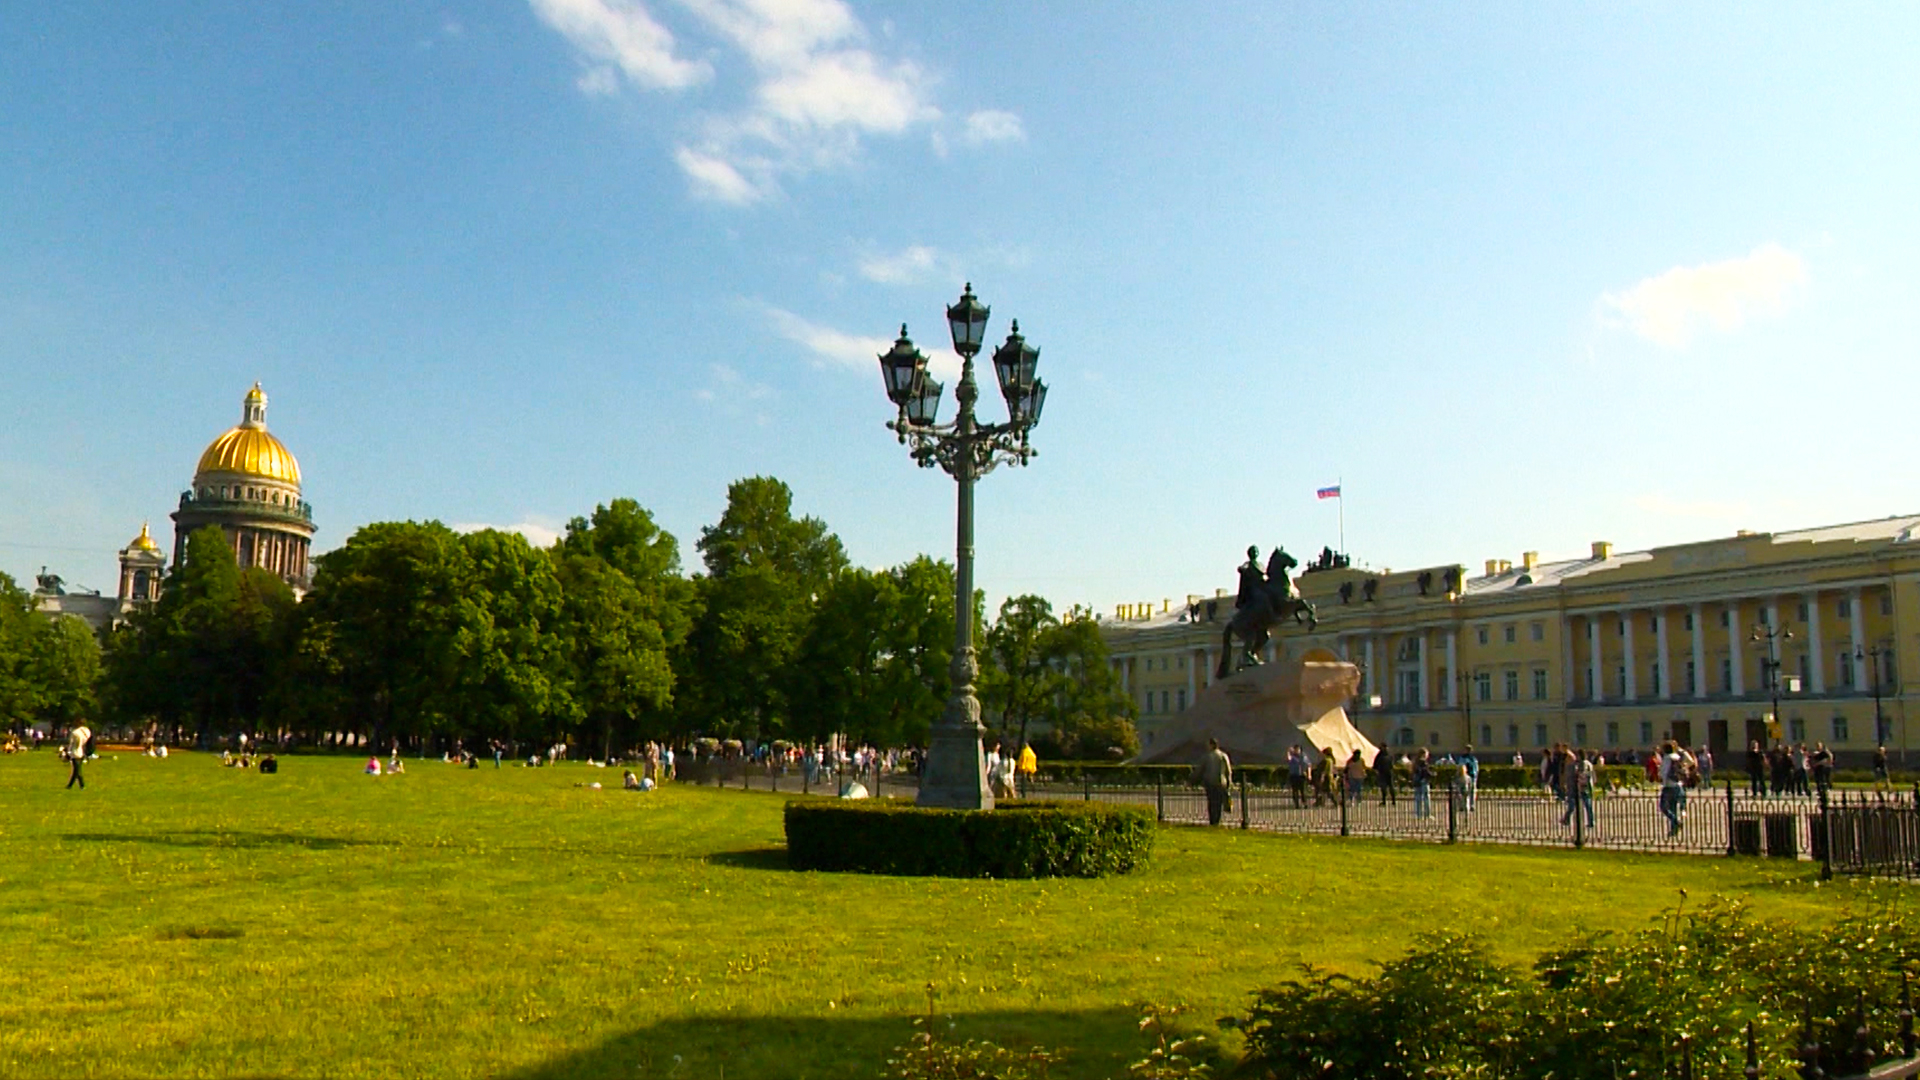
[0,751,1901,1079]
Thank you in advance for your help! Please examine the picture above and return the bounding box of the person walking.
[1411,748,1434,818]
[1343,749,1367,804]
[1286,745,1308,808]
[1312,748,1335,807]
[1373,744,1397,806]
[1459,745,1479,812]
[1194,738,1233,826]
[1874,745,1891,793]
[1810,742,1834,796]
[1746,740,1766,796]
[1659,741,1687,835]
[1561,748,1595,831]
[64,721,91,790]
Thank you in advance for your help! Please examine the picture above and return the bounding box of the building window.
[1758,608,1770,626]
[1176,688,1186,712]
[1506,724,1519,746]
[1617,665,1627,698]
[1789,718,1806,743]
[1532,668,1548,700]
[1574,722,1588,746]
[1649,615,1659,634]
[1617,619,1626,637]
[1533,723,1548,746]
[1882,593,1893,616]
[1684,612,1694,632]
[1475,672,1492,702]
[1480,724,1492,746]
[1686,660,1697,695]
[1530,621,1544,642]
[1428,731,1440,746]
[1504,671,1519,701]
[1651,663,1661,696]
[1403,671,1422,704]
[1605,721,1620,747]
[1839,598,1853,619]
[1161,690,1170,713]
[1477,626,1489,645]
[1721,659,1733,693]
[1833,716,1850,743]
[1839,654,1855,688]
[1720,610,1731,628]
[1639,721,1654,745]
[1398,727,1415,746]
[1798,654,1811,686]
[1797,602,1809,622]
[1503,624,1516,644]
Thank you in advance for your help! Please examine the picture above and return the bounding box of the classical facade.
[1105,517,1920,767]
[170,383,315,592]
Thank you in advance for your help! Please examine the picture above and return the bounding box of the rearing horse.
[1216,547,1319,680]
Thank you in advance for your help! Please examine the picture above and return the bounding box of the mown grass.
[0,751,1902,1079]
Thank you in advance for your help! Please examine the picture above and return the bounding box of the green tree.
[445,529,572,746]
[682,477,847,740]
[0,573,45,729]
[980,594,1059,748]
[555,553,675,759]
[1036,608,1138,760]
[786,556,953,748]
[30,614,101,726]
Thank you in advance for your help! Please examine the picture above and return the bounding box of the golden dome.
[194,384,302,487]
[127,523,160,553]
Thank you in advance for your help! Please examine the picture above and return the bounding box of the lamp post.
[1751,621,1800,742]
[1856,644,1894,749]
[1457,670,1475,748]
[878,284,1047,810]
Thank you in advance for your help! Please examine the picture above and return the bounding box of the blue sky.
[3,2,1916,615]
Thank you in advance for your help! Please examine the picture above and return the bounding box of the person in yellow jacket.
[1016,743,1037,797]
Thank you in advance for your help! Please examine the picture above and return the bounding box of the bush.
[1231,900,1920,1079]
[784,798,1154,879]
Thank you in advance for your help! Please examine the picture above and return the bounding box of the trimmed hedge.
[783,798,1155,879]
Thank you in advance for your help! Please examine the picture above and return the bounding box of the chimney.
[1591,541,1613,560]
[1522,551,1539,571]
[1216,588,1226,598]
[1162,598,1170,613]
[1497,559,1512,574]
[1485,559,1500,577]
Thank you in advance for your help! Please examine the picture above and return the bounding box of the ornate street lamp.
[878,284,1046,809]
[1750,622,1801,740]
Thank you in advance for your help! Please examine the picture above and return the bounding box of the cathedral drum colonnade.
[170,383,316,591]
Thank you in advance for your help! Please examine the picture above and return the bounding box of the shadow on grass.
[60,829,394,851]
[500,1006,1142,1080]
[702,847,789,871]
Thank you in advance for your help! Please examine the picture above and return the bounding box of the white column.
[1203,648,1217,687]
[1117,657,1130,694]
[1418,631,1431,710]
[1622,610,1637,700]
[1806,589,1825,694]
[1655,607,1671,701]
[1187,653,1198,705]
[1363,638,1376,702]
[1446,630,1459,707]
[1728,601,1745,695]
[1561,615,1575,704]
[1691,603,1706,700]
[1851,587,1868,689]
[1588,617,1603,703]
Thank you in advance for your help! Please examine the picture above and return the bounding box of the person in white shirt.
[65,723,91,790]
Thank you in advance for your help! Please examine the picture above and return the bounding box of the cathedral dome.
[126,522,160,554]
[194,383,302,487]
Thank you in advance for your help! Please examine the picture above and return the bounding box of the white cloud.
[453,521,563,548]
[962,109,1024,145]
[857,244,946,285]
[760,304,958,382]
[673,146,763,204]
[529,0,943,203]
[528,0,710,92]
[576,66,621,96]
[1598,243,1809,350]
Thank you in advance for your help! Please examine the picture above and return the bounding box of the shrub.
[783,799,1154,879]
[1231,900,1920,1079]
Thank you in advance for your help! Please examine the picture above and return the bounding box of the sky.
[3,2,1917,617]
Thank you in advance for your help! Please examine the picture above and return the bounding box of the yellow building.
[1104,517,1920,767]
[170,383,316,590]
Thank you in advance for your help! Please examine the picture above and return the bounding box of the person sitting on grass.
[389,757,406,775]
[623,770,639,790]
[365,756,382,776]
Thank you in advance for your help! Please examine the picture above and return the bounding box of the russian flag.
[1316,485,1341,500]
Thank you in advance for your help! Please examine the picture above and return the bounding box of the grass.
[0,751,1906,1079]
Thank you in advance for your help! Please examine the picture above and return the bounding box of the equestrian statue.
[1216,545,1318,680]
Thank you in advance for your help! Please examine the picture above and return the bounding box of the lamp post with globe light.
[878,284,1047,810]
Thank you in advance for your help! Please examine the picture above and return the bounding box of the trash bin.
[1732,816,1762,856]
[1764,813,1799,859]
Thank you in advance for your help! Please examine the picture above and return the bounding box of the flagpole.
[1338,475,1345,554]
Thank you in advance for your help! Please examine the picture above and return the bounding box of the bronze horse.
[1216,547,1318,680]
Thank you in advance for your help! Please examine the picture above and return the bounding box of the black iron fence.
[677,758,1920,879]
